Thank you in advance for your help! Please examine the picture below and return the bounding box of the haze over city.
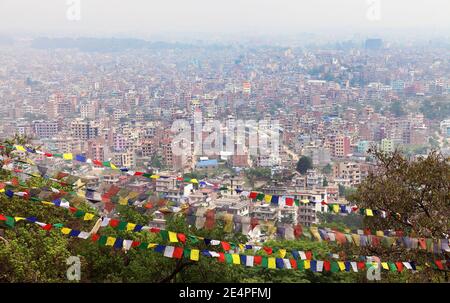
[0,0,450,42]
[0,0,449,288]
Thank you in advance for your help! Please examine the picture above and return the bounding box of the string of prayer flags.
[4,144,202,184]
[244,190,383,218]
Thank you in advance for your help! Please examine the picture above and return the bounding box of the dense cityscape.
[0,0,449,288]
[0,37,449,232]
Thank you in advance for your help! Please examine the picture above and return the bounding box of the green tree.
[349,148,450,282]
[390,100,405,117]
[296,156,313,175]
[322,163,333,175]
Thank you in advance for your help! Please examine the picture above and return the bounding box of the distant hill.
[31,37,229,52]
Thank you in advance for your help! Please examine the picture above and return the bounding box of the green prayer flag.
[98,235,107,246]
[117,221,127,231]
[261,257,268,268]
[139,242,148,250]
[389,262,397,272]
[188,235,199,243]
[183,248,191,258]
[160,230,169,241]
[331,261,339,273]
[74,210,85,218]
[225,253,233,264]
[256,193,264,201]
[5,216,15,228]
[297,260,304,270]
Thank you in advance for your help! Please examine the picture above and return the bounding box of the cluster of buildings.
[0,39,448,238]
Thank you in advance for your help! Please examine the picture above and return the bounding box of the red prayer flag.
[254,256,262,265]
[263,247,273,255]
[285,197,294,206]
[218,252,225,263]
[249,192,258,199]
[357,262,366,270]
[131,241,140,247]
[173,247,184,259]
[396,262,404,272]
[435,260,444,270]
[289,259,297,269]
[42,224,53,231]
[11,177,19,187]
[109,219,119,227]
[91,234,100,242]
[221,241,231,251]
[324,261,331,271]
[177,233,186,243]
[305,251,312,260]
[0,214,6,221]
[294,224,303,238]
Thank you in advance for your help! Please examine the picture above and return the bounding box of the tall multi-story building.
[33,120,59,138]
[334,135,351,158]
[71,119,100,140]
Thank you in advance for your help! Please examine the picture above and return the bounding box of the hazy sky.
[0,0,449,38]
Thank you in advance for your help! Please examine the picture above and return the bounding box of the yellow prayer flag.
[83,213,95,221]
[381,262,389,270]
[61,227,71,235]
[333,204,339,213]
[25,158,35,165]
[0,189,4,193]
[264,195,272,203]
[14,145,26,152]
[268,257,276,269]
[74,179,84,188]
[279,249,286,258]
[190,179,198,184]
[148,243,157,249]
[106,237,116,246]
[110,163,118,170]
[150,175,160,179]
[168,231,178,242]
[119,197,128,205]
[310,226,322,242]
[63,153,73,160]
[232,254,240,264]
[190,249,200,261]
[376,230,384,237]
[366,209,374,216]
[77,189,86,198]
[304,260,311,269]
[301,199,309,204]
[14,217,26,222]
[338,261,346,271]
[238,244,245,251]
[126,223,136,231]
